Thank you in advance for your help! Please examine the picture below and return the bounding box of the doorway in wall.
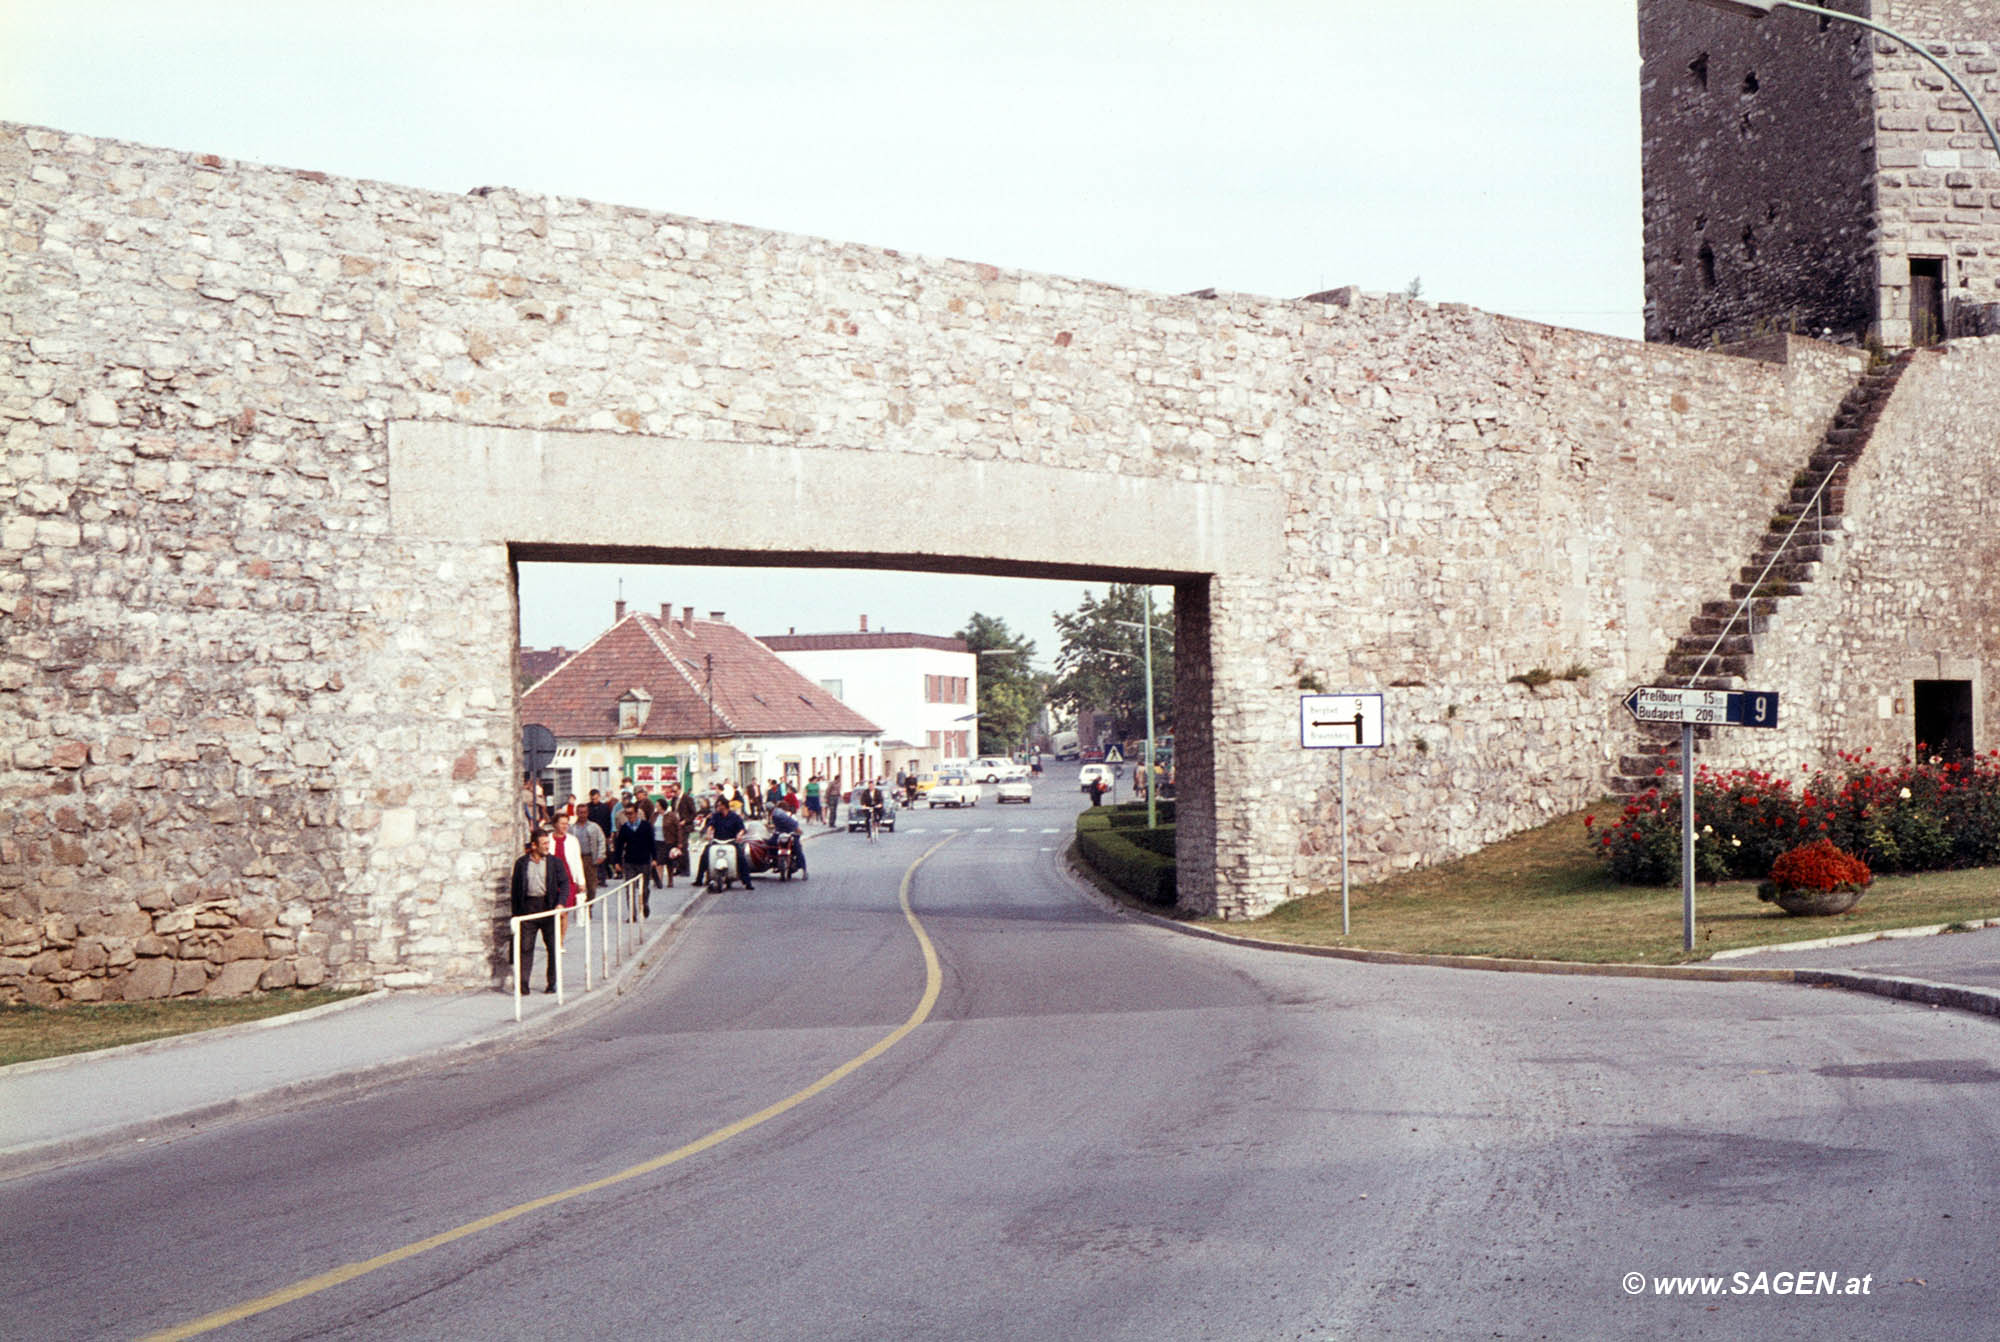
[1912,679,1974,759]
[1910,257,1946,346]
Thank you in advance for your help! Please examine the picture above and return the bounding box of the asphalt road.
[5,771,1997,1340]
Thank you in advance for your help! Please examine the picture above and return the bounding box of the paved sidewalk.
[0,878,708,1181]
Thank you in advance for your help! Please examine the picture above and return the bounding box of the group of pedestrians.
[510,782,699,994]
[515,771,892,991]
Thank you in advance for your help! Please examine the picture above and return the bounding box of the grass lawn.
[1189,808,2000,965]
[0,988,364,1068]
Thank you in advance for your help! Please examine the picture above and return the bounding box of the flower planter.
[1760,884,1864,916]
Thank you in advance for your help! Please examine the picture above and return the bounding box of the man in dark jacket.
[510,828,571,994]
[616,805,655,915]
[701,798,755,890]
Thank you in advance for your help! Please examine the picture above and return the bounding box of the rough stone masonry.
[2,122,1994,1003]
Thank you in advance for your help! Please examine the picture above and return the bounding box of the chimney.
[859,614,868,632]
[660,603,671,621]
[709,611,725,622]
[615,599,626,620]
[681,606,694,627]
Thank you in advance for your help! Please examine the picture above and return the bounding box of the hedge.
[1075,809,1177,905]
[1102,800,1175,828]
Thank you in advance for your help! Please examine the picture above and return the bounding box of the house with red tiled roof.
[516,645,574,692]
[521,604,884,803]
[760,617,977,776]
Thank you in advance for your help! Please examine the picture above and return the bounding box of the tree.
[957,613,1047,756]
[1049,585,1173,745]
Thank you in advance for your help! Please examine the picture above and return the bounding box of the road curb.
[1054,842,2000,1017]
[1119,909,1798,983]
[1790,968,2000,1020]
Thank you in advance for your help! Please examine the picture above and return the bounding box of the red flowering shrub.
[1590,749,2000,884]
[1586,762,1801,885]
[1767,839,1872,894]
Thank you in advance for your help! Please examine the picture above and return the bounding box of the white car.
[964,756,1030,783]
[995,777,1032,804]
[926,776,978,808]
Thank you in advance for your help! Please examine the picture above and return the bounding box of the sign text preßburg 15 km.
[1621,686,1779,729]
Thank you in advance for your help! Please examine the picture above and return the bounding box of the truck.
[1050,730,1080,760]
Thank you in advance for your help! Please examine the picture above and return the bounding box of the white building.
[760,623,977,773]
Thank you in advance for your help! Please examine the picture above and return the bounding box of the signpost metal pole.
[1142,587,1157,832]
[1680,723,1696,953]
[1339,747,1351,936]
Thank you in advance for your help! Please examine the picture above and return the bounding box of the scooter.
[697,835,744,894]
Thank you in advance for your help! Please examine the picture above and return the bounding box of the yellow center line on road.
[141,834,956,1342]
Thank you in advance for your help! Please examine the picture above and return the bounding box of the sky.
[1,1,1646,666]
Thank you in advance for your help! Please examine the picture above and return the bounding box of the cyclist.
[858,778,888,842]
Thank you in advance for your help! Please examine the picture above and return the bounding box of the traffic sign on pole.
[1622,686,1778,729]
[1300,692,1384,939]
[1300,693,1385,749]
[1621,684,1780,953]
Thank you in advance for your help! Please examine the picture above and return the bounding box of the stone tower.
[1640,0,2000,348]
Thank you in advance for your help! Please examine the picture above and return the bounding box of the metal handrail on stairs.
[1680,463,1834,688]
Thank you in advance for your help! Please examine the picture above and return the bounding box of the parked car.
[926,775,978,808]
[996,777,1033,804]
[1078,763,1114,794]
[965,756,1030,783]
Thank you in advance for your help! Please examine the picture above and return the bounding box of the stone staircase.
[1608,350,1915,794]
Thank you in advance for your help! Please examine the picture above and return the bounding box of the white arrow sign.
[1301,693,1384,749]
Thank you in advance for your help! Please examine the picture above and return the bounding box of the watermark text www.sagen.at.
[1624,1270,1873,1298]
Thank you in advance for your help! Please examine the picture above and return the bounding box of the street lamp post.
[1691,0,2000,165]
[1113,588,1172,830]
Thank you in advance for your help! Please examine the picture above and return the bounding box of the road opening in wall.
[510,557,1194,911]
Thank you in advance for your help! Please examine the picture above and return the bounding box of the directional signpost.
[1302,694,1385,936]
[1622,686,1779,729]
[1622,686,1780,951]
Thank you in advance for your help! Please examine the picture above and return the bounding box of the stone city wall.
[0,121,1966,998]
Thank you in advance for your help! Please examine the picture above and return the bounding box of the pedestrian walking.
[616,804,655,917]
[509,828,571,995]
[656,794,686,887]
[573,806,605,906]
[550,814,587,941]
